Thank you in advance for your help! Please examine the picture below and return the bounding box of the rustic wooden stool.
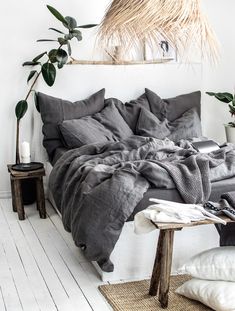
[7,164,46,220]
[148,216,234,309]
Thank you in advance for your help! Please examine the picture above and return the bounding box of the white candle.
[21,141,31,163]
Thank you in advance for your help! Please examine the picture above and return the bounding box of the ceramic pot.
[224,124,235,143]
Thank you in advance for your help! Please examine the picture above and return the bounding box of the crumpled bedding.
[49,136,235,271]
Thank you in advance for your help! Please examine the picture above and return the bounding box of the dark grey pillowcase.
[136,108,171,139]
[167,107,202,141]
[145,88,201,121]
[93,102,133,140]
[37,89,105,159]
[108,94,151,131]
[136,107,202,142]
[59,117,115,148]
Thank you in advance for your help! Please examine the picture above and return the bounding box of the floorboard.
[0,199,111,311]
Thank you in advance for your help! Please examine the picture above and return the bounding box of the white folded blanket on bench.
[134,198,226,234]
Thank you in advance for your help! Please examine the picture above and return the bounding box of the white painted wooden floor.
[0,199,112,311]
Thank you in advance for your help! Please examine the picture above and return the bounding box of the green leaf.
[56,49,68,68]
[64,33,73,40]
[57,62,64,69]
[48,49,58,63]
[206,92,233,103]
[15,100,28,120]
[33,51,47,62]
[47,5,68,25]
[64,16,77,30]
[42,63,56,86]
[77,24,98,29]
[58,37,68,45]
[27,70,37,83]
[71,29,82,41]
[229,104,235,115]
[22,61,40,66]
[37,39,57,42]
[67,42,71,56]
[49,27,64,34]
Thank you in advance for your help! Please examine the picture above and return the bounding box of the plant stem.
[25,70,42,101]
[15,70,42,164]
[15,44,63,163]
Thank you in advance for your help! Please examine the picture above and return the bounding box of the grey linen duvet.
[49,136,235,271]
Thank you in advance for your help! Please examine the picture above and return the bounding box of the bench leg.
[149,229,175,309]
[36,177,46,219]
[149,230,165,296]
[12,179,25,220]
[159,230,174,309]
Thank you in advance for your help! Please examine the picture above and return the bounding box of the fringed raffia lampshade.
[98,0,219,62]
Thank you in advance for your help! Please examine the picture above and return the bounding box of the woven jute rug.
[99,275,212,311]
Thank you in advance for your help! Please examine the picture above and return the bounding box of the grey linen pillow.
[37,89,105,160]
[93,102,133,140]
[167,107,202,141]
[136,108,171,139]
[59,117,115,148]
[145,88,201,121]
[108,94,151,131]
[136,107,202,142]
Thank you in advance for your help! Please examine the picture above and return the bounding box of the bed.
[37,88,235,281]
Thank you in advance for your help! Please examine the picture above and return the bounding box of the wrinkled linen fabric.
[49,136,235,271]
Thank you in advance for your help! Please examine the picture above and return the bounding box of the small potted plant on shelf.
[206,91,235,143]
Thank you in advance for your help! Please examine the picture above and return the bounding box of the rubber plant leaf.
[229,104,235,115]
[15,100,28,120]
[42,63,56,86]
[47,5,68,25]
[56,49,68,68]
[33,51,47,62]
[27,70,37,83]
[77,24,98,28]
[64,16,77,30]
[48,49,58,63]
[206,92,233,103]
[49,28,65,34]
[58,37,68,45]
[37,39,57,42]
[71,29,82,41]
[22,61,40,66]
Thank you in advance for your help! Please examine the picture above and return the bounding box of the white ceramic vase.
[224,125,235,143]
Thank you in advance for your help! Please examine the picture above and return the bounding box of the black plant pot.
[21,178,37,205]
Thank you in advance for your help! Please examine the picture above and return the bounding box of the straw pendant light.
[98,0,219,62]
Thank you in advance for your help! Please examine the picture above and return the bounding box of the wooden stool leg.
[159,229,174,309]
[13,179,25,220]
[36,177,46,219]
[149,230,165,296]
[10,177,17,212]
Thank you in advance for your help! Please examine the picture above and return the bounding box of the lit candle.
[21,141,31,164]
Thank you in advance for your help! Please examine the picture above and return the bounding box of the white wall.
[202,0,235,142]
[1,0,230,196]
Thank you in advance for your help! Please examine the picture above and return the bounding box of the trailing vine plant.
[15,5,97,163]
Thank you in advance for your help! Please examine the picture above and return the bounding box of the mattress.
[49,148,235,219]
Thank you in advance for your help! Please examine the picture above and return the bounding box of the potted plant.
[206,91,235,143]
[15,5,97,163]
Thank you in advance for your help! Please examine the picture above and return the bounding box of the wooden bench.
[8,164,46,220]
[148,216,235,309]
